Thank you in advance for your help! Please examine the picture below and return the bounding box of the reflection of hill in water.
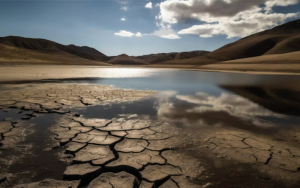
[223,86,300,117]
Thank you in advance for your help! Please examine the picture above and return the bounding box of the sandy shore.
[0,64,300,83]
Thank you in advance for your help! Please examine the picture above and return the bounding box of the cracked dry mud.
[0,83,203,188]
[1,83,300,188]
[51,115,197,187]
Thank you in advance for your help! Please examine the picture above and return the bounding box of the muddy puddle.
[1,69,300,187]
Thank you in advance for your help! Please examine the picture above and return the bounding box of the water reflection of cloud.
[157,91,287,130]
[155,90,177,118]
[177,92,284,117]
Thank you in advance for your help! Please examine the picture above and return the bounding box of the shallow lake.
[1,68,300,188]
[61,68,300,130]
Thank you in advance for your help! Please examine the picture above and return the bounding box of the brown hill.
[135,53,177,64]
[174,50,210,60]
[0,36,109,62]
[197,50,300,73]
[161,19,300,66]
[0,43,110,66]
[135,50,209,64]
[108,54,148,65]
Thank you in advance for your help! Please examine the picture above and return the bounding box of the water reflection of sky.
[65,68,300,132]
[63,68,300,94]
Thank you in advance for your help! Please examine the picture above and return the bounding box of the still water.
[62,68,300,130]
[2,68,300,187]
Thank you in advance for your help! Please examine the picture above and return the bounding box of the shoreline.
[0,64,300,83]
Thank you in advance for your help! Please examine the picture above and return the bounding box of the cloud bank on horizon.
[115,0,300,40]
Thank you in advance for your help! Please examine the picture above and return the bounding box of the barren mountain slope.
[108,54,148,65]
[161,19,300,66]
[0,36,109,62]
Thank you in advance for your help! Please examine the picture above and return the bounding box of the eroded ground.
[0,83,300,188]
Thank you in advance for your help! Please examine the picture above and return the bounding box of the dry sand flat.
[198,63,300,73]
[197,50,300,73]
[0,65,115,83]
[2,65,300,86]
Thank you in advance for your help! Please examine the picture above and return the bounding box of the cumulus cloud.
[120,18,126,21]
[145,2,153,9]
[114,30,135,37]
[152,28,181,39]
[135,32,143,37]
[160,34,181,39]
[265,0,299,11]
[121,6,128,11]
[114,30,144,37]
[156,0,300,38]
[178,10,298,38]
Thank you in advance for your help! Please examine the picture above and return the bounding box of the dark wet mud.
[0,110,67,186]
[1,70,300,187]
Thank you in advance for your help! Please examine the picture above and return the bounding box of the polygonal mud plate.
[106,149,165,170]
[64,163,101,180]
[73,144,115,163]
[13,179,80,188]
[73,117,111,127]
[87,172,139,188]
[141,165,182,182]
[114,138,148,153]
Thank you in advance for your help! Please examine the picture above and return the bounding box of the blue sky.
[0,0,299,56]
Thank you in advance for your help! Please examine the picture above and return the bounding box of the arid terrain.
[1,19,300,74]
[1,11,300,188]
[1,76,300,188]
[2,0,300,187]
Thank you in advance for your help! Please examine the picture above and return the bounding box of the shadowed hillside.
[135,51,209,64]
[0,36,109,63]
[161,19,300,66]
[108,54,148,65]
[0,43,110,66]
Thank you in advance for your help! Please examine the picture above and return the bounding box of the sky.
[0,0,299,56]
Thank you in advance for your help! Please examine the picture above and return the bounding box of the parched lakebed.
[1,69,300,188]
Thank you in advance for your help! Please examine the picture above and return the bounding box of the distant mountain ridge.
[135,51,210,64]
[0,36,109,62]
[0,36,210,65]
[161,18,300,66]
[2,19,299,68]
[108,54,148,65]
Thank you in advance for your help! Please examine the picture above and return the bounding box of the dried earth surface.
[0,83,300,188]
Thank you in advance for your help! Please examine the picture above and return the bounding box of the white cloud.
[151,28,181,39]
[160,34,181,39]
[145,2,153,9]
[114,30,144,37]
[120,18,126,21]
[265,0,299,11]
[135,32,143,37]
[178,11,299,38]
[156,0,300,38]
[155,3,160,7]
[121,6,128,11]
[114,30,135,37]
